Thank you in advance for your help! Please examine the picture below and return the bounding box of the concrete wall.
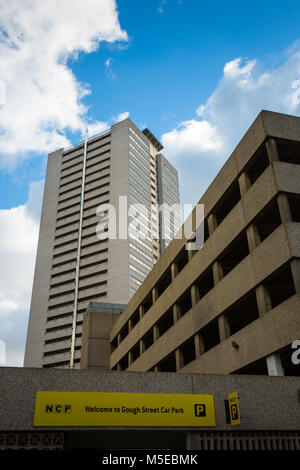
[106,119,131,304]
[80,302,125,370]
[0,367,299,432]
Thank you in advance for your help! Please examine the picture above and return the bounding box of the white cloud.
[223,57,257,79]
[114,111,130,122]
[86,120,110,139]
[105,58,113,68]
[161,45,300,206]
[161,119,223,160]
[199,52,300,150]
[158,0,182,14]
[84,111,130,139]
[158,0,170,14]
[0,80,6,106]
[0,0,127,169]
[0,181,43,366]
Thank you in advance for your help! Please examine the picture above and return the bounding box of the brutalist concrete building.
[24,118,180,370]
[81,110,300,377]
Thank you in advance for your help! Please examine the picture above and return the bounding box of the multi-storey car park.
[80,110,300,377]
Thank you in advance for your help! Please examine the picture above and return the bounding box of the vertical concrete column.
[255,284,272,316]
[153,325,160,342]
[128,350,133,366]
[277,193,292,223]
[239,170,261,254]
[207,213,217,236]
[175,349,184,371]
[171,262,178,281]
[266,353,285,376]
[139,304,144,320]
[117,363,121,371]
[238,172,251,196]
[218,315,230,342]
[266,138,279,162]
[190,284,199,307]
[173,303,181,322]
[246,224,261,253]
[186,241,195,261]
[117,333,121,346]
[212,260,223,285]
[194,333,205,358]
[128,319,133,332]
[152,286,158,304]
[290,259,300,293]
[140,339,145,355]
[186,432,201,450]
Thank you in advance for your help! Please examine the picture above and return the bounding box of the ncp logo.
[45,404,72,414]
[194,404,206,417]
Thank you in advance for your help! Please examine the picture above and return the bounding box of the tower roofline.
[142,128,164,152]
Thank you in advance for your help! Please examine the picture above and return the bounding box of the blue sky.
[2,0,300,209]
[1,0,300,366]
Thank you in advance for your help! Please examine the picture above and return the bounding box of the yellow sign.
[228,392,241,425]
[33,391,216,427]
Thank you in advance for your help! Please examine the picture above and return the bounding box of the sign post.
[228,392,241,426]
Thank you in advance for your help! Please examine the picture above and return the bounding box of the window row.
[114,262,297,371]
[110,138,299,353]
[111,191,300,350]
[129,128,149,152]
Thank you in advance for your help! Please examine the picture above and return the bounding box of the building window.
[213,180,241,226]
[157,352,176,372]
[179,337,196,367]
[156,308,174,337]
[244,142,269,185]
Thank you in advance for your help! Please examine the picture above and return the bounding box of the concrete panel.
[197,153,238,216]
[209,201,246,262]
[234,112,266,173]
[242,165,277,224]
[274,161,300,194]
[287,223,300,257]
[262,109,300,141]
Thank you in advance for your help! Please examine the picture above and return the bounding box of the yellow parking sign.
[228,392,240,425]
[33,391,216,427]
